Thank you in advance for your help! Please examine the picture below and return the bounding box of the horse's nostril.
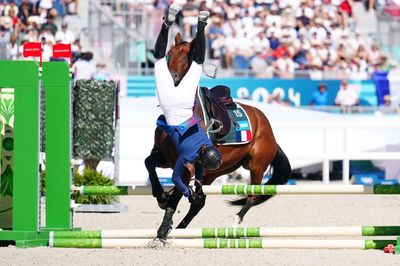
[174,74,178,78]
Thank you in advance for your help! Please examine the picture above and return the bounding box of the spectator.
[72,52,96,81]
[335,79,359,112]
[181,0,198,38]
[55,23,75,44]
[207,14,224,60]
[233,32,253,69]
[18,1,32,30]
[41,36,53,61]
[39,0,53,12]
[8,34,18,60]
[378,95,400,114]
[41,14,57,35]
[0,25,10,60]
[95,63,111,81]
[252,31,270,55]
[250,51,272,78]
[267,31,280,51]
[65,0,78,15]
[369,43,386,70]
[274,51,295,79]
[4,0,19,17]
[310,83,329,106]
[39,27,55,45]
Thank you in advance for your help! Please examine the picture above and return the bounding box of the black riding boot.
[193,21,207,64]
[154,23,170,59]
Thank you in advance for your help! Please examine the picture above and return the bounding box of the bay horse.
[145,33,291,241]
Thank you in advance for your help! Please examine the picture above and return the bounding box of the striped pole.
[72,185,400,196]
[49,238,397,249]
[50,226,400,239]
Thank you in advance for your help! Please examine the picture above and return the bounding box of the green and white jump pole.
[50,226,400,239]
[49,238,398,249]
[72,184,400,196]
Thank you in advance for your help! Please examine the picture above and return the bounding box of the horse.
[145,33,291,241]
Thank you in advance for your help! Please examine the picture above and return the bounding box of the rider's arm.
[171,156,191,197]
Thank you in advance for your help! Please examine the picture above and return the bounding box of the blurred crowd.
[186,0,389,79]
[0,0,111,81]
[0,0,80,60]
[135,0,399,79]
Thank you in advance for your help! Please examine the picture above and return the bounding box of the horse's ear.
[175,33,182,45]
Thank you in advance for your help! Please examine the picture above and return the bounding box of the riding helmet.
[198,145,222,170]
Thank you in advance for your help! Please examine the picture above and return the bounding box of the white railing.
[272,120,400,184]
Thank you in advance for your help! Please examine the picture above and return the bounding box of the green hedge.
[73,80,116,161]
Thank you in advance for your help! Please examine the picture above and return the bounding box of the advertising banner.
[127,77,341,106]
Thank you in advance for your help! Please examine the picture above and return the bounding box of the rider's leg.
[193,11,209,64]
[154,3,180,59]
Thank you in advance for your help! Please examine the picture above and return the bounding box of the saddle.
[200,86,237,137]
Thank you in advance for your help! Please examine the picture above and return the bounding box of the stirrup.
[206,118,223,134]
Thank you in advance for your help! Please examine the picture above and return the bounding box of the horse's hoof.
[232,215,242,228]
[148,238,166,249]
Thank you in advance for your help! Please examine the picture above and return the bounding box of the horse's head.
[167,33,195,86]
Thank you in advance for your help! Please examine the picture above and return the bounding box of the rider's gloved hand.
[188,187,201,205]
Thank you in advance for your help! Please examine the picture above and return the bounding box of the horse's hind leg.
[233,168,265,227]
[145,149,168,209]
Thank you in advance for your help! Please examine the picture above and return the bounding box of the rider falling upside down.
[153,4,222,203]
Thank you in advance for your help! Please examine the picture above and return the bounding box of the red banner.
[23,42,42,58]
[52,43,72,58]
[53,43,72,66]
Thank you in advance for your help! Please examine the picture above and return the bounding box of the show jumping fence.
[72,184,400,196]
[50,226,400,239]
[1,61,400,252]
[49,238,397,249]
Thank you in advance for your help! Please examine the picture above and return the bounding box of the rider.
[153,3,222,203]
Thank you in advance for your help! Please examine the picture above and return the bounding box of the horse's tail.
[229,145,291,206]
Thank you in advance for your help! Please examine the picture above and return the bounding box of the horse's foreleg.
[176,195,207,229]
[156,188,183,240]
[145,149,168,209]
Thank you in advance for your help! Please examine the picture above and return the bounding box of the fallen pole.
[72,185,400,196]
[50,226,400,239]
[49,238,397,249]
